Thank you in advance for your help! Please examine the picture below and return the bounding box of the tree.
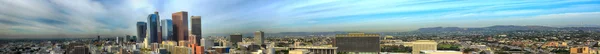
[463,48,476,54]
[479,51,487,54]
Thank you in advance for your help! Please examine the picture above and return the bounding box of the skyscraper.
[161,19,174,41]
[148,12,160,43]
[126,35,131,42]
[97,35,100,41]
[230,33,242,46]
[136,22,147,43]
[191,16,202,46]
[254,31,264,45]
[172,11,189,42]
[334,32,380,53]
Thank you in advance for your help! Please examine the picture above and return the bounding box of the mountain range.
[417,25,600,32]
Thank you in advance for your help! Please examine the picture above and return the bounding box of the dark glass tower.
[191,16,201,46]
[136,22,147,43]
[148,12,160,43]
[230,33,242,46]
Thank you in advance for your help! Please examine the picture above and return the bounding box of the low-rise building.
[419,50,461,54]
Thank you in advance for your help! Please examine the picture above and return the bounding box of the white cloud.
[1,0,599,38]
[0,0,155,38]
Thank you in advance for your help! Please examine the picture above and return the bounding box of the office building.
[148,12,160,43]
[571,46,591,54]
[116,37,119,44]
[412,40,438,54]
[172,11,189,42]
[213,46,231,54]
[136,22,147,43]
[151,43,159,51]
[420,50,462,54]
[201,38,214,50]
[97,35,100,41]
[173,46,193,54]
[230,33,243,47]
[254,31,264,45]
[126,35,131,42]
[189,34,197,46]
[290,46,338,54]
[195,46,204,54]
[161,19,174,41]
[188,34,201,54]
[289,49,310,54]
[191,16,202,46]
[334,32,380,53]
[66,43,90,54]
[159,48,168,54]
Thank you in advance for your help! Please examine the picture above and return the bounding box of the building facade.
[160,19,173,41]
[230,33,243,47]
[334,32,380,53]
[148,12,160,43]
[290,46,338,54]
[191,16,202,46]
[254,31,264,45]
[136,22,147,43]
[412,40,438,54]
[172,11,189,42]
[570,46,591,54]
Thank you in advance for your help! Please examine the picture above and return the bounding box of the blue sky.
[1,0,599,38]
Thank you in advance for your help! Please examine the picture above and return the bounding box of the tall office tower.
[334,32,380,53]
[97,35,100,41]
[161,19,174,41]
[254,31,264,45]
[172,11,189,42]
[131,36,137,42]
[126,35,131,42]
[230,33,243,47]
[116,37,119,44]
[411,40,438,54]
[148,12,160,43]
[136,22,147,43]
[191,16,202,46]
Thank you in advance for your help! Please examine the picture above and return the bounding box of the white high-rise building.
[254,31,264,45]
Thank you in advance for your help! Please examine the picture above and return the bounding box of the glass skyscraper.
[191,16,201,46]
[161,19,173,41]
[148,12,160,43]
[172,11,188,42]
[136,22,147,43]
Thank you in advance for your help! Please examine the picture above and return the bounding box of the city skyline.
[1,0,600,38]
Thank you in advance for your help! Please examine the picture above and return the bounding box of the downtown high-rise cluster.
[134,11,205,54]
[133,11,269,54]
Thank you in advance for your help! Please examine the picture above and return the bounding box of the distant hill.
[417,25,600,32]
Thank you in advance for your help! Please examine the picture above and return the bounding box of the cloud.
[0,0,155,39]
[1,0,599,38]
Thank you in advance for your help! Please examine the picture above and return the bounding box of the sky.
[1,0,600,38]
